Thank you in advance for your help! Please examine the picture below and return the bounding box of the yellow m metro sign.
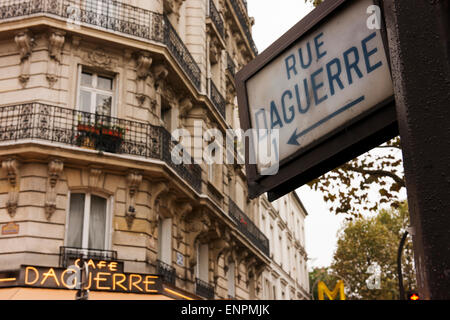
[318,280,346,300]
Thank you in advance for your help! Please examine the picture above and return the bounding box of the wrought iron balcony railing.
[0,0,201,90]
[229,199,270,257]
[156,260,176,285]
[229,0,258,55]
[195,278,215,299]
[0,103,202,192]
[59,246,117,268]
[209,79,226,119]
[226,53,236,78]
[207,0,225,39]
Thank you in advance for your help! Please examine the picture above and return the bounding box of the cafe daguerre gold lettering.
[22,262,161,294]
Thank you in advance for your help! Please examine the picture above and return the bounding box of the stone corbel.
[209,39,221,64]
[174,201,193,248]
[135,52,153,106]
[185,210,211,270]
[254,264,265,294]
[157,192,177,220]
[211,230,231,283]
[179,97,193,120]
[47,30,65,88]
[45,159,64,220]
[15,30,34,88]
[125,171,143,229]
[152,63,169,92]
[149,181,169,233]
[164,0,186,22]
[2,159,20,217]
[245,258,257,287]
[88,168,103,189]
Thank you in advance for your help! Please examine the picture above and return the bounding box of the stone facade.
[258,192,310,300]
[0,0,308,300]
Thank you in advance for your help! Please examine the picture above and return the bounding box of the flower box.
[76,123,125,153]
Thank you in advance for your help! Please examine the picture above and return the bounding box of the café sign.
[0,262,162,294]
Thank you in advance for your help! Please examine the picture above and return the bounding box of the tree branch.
[340,164,406,188]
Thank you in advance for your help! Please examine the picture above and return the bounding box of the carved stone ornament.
[87,48,112,68]
[2,158,20,217]
[164,0,186,21]
[152,63,169,92]
[209,39,221,64]
[179,97,193,119]
[46,30,65,88]
[125,171,143,229]
[149,181,169,233]
[175,201,193,248]
[14,30,34,88]
[88,168,103,188]
[45,159,64,220]
[135,52,153,106]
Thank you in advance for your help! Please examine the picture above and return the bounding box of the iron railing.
[229,199,270,257]
[162,15,201,90]
[226,53,236,78]
[229,0,258,55]
[209,79,226,119]
[156,260,176,285]
[0,0,201,90]
[207,0,224,39]
[195,278,215,299]
[0,103,202,192]
[242,0,248,11]
[59,246,117,268]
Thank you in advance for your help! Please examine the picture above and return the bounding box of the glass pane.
[88,195,107,250]
[97,75,113,91]
[79,90,91,113]
[95,94,112,116]
[67,194,85,248]
[81,72,93,87]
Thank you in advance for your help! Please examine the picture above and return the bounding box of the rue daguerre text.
[180,304,270,318]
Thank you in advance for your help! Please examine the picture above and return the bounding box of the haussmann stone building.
[0,0,309,300]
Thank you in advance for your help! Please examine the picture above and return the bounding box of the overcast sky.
[246,0,348,270]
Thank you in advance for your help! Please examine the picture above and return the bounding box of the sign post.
[382,0,450,299]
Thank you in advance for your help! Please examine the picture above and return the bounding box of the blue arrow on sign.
[287,95,365,146]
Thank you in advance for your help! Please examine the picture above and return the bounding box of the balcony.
[207,0,225,39]
[0,0,201,90]
[195,278,215,299]
[59,246,117,268]
[208,79,226,119]
[229,199,270,257]
[229,0,258,55]
[156,260,176,286]
[0,103,202,193]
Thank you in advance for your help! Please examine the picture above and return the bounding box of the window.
[66,193,111,250]
[158,218,172,264]
[227,262,235,298]
[196,243,209,282]
[78,69,114,116]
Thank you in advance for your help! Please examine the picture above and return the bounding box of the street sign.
[236,0,397,200]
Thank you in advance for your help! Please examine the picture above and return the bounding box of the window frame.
[64,191,113,251]
[76,65,117,117]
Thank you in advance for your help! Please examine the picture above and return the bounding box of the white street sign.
[246,0,393,171]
